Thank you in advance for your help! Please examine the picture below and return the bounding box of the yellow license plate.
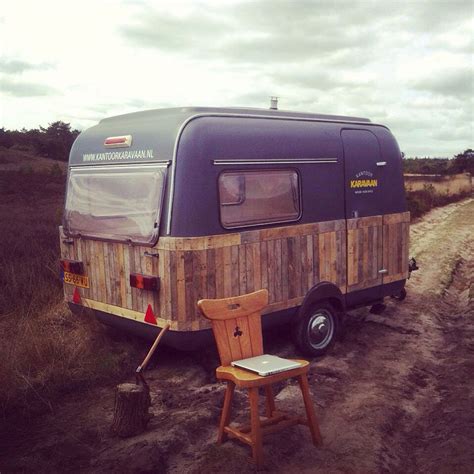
[64,271,90,288]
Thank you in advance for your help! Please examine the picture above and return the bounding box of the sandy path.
[1,198,473,473]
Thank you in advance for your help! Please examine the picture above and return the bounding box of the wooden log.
[111,383,151,438]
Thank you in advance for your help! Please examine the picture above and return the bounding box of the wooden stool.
[198,289,322,468]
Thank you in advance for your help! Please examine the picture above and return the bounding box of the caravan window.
[64,164,166,245]
[219,169,300,228]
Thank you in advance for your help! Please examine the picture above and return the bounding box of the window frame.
[218,167,302,230]
[63,163,168,246]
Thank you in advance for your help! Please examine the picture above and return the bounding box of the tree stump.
[111,383,151,438]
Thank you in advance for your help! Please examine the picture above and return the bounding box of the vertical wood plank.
[245,244,254,293]
[281,238,289,301]
[117,244,127,308]
[176,251,186,321]
[378,224,384,283]
[312,232,320,286]
[362,227,369,285]
[238,245,246,296]
[267,239,276,303]
[134,245,144,313]
[215,247,225,298]
[260,241,269,294]
[169,250,178,320]
[184,251,195,324]
[252,242,261,292]
[294,236,302,297]
[274,239,282,302]
[348,229,358,286]
[357,229,364,286]
[318,233,328,282]
[306,235,314,291]
[223,245,233,297]
[163,249,172,320]
[301,235,308,294]
[231,246,240,297]
[330,232,337,284]
[207,248,217,299]
[123,245,132,309]
[287,237,296,298]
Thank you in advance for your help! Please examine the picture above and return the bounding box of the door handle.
[376,161,387,166]
[378,269,388,274]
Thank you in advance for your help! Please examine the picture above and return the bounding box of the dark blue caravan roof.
[68,106,373,167]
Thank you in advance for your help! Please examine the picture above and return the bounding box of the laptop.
[231,354,302,376]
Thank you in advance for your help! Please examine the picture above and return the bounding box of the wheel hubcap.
[308,310,334,349]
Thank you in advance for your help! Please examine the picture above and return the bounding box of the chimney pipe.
[270,96,278,110]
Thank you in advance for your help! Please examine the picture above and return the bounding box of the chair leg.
[264,385,276,418]
[249,387,264,468]
[218,382,235,444]
[297,374,323,446]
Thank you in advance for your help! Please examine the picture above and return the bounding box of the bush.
[406,187,471,219]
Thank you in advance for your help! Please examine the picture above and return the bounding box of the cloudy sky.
[0,0,472,156]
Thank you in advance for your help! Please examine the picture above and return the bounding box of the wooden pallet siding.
[59,212,409,331]
[382,212,410,284]
[346,216,382,292]
[345,212,410,292]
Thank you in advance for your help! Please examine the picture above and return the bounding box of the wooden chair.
[197,289,322,468]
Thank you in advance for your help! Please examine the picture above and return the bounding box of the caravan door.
[342,129,384,298]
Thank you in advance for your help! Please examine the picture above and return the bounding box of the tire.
[292,301,339,357]
[391,288,407,301]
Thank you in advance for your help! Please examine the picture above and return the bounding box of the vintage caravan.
[60,106,411,356]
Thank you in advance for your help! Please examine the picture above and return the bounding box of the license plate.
[64,271,90,288]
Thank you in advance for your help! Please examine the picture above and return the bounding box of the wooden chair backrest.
[198,289,269,366]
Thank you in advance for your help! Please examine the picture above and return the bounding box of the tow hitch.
[408,257,419,278]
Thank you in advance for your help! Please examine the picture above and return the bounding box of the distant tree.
[0,122,80,160]
[449,149,474,175]
[0,128,14,148]
[39,121,80,161]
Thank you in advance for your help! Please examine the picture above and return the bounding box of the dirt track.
[2,198,473,473]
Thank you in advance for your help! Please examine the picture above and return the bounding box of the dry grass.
[0,166,138,417]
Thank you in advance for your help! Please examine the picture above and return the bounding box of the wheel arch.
[298,281,345,318]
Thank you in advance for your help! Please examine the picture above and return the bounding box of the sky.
[0,0,472,157]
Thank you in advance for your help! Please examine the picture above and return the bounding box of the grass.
[0,167,139,418]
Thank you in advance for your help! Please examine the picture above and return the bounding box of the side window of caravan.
[219,169,300,228]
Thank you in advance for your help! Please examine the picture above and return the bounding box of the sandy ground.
[2,198,473,473]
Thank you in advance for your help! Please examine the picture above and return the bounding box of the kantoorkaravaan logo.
[350,170,378,193]
[82,149,154,162]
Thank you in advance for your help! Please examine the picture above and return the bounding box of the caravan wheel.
[293,302,339,357]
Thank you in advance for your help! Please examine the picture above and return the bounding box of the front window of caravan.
[65,164,166,245]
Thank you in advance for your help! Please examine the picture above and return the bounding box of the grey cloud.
[411,68,473,99]
[407,0,474,32]
[0,78,57,97]
[120,0,389,64]
[430,124,473,142]
[0,59,53,74]
[120,0,472,66]
[122,10,230,52]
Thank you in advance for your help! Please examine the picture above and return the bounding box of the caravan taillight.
[104,135,132,148]
[130,273,160,291]
[60,259,84,274]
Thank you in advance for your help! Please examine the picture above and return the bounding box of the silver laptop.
[231,354,302,376]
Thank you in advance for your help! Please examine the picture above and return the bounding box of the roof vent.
[270,96,278,110]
